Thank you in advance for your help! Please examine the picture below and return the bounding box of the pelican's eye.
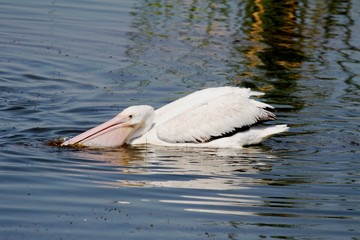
[129,114,133,119]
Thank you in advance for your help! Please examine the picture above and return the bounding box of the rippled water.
[1,0,359,239]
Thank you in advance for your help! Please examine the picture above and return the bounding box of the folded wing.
[156,89,276,143]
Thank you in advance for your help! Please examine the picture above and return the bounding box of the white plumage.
[62,87,289,148]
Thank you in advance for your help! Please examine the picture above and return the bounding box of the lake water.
[1,0,359,239]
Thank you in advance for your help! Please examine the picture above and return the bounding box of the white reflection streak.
[160,194,261,216]
[160,198,259,207]
[184,208,256,216]
[218,193,261,199]
[181,195,261,203]
[146,178,250,190]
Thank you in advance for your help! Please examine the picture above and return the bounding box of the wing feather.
[154,87,262,126]
[156,92,275,143]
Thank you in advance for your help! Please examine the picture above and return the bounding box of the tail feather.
[241,124,289,146]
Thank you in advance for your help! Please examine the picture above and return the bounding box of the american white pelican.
[61,87,289,148]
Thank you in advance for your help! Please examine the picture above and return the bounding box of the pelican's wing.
[154,87,264,126]
[156,92,276,143]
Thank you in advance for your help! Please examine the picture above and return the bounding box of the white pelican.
[61,87,289,148]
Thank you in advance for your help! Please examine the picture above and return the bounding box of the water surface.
[0,0,359,239]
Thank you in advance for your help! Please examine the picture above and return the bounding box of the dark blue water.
[1,0,359,239]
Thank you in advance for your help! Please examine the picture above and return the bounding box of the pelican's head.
[62,105,154,148]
